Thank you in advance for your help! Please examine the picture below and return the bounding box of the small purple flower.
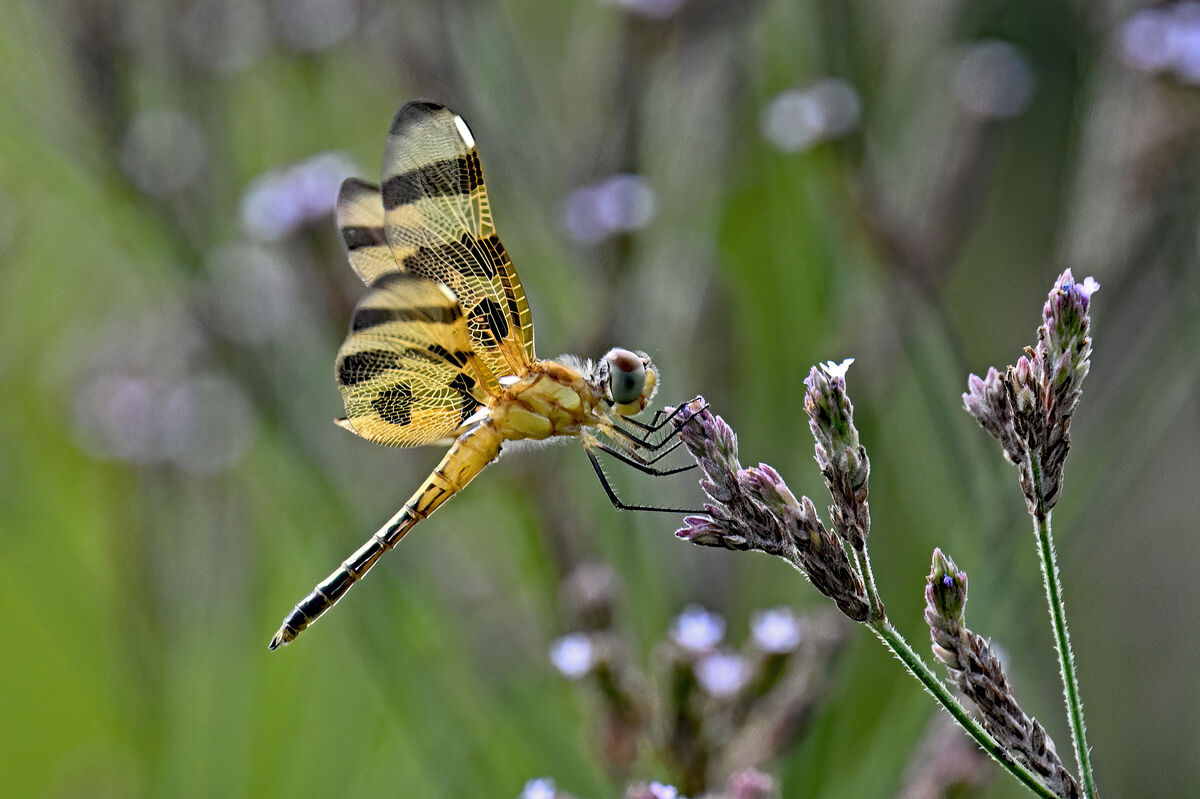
[726,769,777,799]
[670,605,725,653]
[1121,3,1200,84]
[962,366,1024,467]
[549,633,596,680]
[953,40,1035,120]
[120,108,207,197]
[646,782,680,799]
[750,608,803,653]
[563,174,657,243]
[761,81,861,152]
[240,151,358,241]
[601,0,688,20]
[695,651,749,698]
[520,777,559,799]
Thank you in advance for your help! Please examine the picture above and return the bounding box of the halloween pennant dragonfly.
[269,101,691,649]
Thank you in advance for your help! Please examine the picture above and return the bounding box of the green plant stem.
[1030,459,1098,798]
[869,620,1060,799]
[855,547,886,622]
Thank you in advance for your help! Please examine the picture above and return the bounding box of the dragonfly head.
[601,348,658,416]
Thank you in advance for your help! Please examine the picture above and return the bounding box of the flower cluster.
[925,550,1081,798]
[547,563,847,796]
[661,269,1100,798]
[963,270,1098,513]
[673,359,874,623]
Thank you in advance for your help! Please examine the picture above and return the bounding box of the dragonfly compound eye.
[604,348,646,408]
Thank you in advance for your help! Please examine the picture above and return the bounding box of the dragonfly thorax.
[489,360,597,442]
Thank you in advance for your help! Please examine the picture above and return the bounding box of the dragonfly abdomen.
[269,423,503,649]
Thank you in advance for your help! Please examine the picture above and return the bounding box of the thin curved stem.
[869,620,1060,799]
[1030,458,1098,798]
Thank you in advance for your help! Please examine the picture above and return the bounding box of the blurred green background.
[2,0,1198,797]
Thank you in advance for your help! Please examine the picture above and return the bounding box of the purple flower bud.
[925,548,968,625]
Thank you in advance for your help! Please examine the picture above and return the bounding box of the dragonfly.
[269,101,694,649]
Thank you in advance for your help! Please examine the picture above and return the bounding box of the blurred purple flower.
[600,0,688,19]
[726,769,777,799]
[953,40,1035,120]
[179,0,268,73]
[760,80,861,153]
[73,373,164,464]
[205,242,299,344]
[520,777,559,799]
[120,108,207,197]
[272,0,358,52]
[240,151,358,241]
[563,174,657,243]
[670,605,725,653]
[161,373,259,474]
[1122,3,1200,84]
[73,371,257,474]
[750,608,802,653]
[695,651,749,698]
[549,633,596,680]
[626,782,681,799]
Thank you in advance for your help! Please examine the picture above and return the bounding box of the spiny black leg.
[607,415,702,454]
[620,398,703,434]
[595,440,696,476]
[584,444,701,515]
[604,430,689,465]
[606,421,673,451]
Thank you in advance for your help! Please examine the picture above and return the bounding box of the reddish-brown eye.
[604,348,646,406]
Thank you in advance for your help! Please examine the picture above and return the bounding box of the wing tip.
[390,100,449,136]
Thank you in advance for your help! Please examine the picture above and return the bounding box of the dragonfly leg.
[582,435,702,515]
[601,426,690,465]
[620,396,705,434]
[593,439,695,476]
[608,398,709,452]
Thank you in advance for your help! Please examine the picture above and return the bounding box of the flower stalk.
[668,268,1101,799]
[965,271,1100,797]
[670,394,1066,798]
[1031,463,1097,798]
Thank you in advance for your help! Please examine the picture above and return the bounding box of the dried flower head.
[803,359,871,550]
[673,400,869,622]
[923,549,1081,798]
[963,269,1098,513]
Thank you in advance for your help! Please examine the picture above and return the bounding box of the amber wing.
[335,272,494,447]
[336,101,535,383]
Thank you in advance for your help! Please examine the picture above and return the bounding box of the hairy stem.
[855,547,886,623]
[1030,458,1098,798]
[870,620,1060,799]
